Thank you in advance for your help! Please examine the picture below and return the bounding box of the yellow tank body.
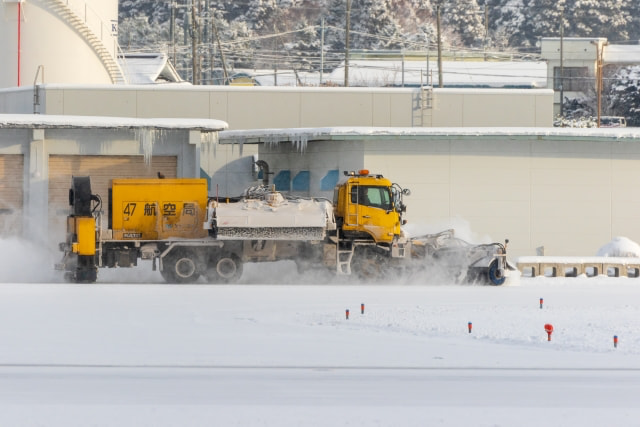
[110,178,208,240]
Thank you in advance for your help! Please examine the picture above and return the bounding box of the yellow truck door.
[347,184,398,243]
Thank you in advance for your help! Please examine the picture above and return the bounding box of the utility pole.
[191,0,201,85]
[437,3,443,88]
[203,0,210,84]
[559,5,564,117]
[484,4,489,61]
[345,0,351,87]
[170,2,176,65]
[183,0,190,46]
[320,17,325,85]
[273,23,278,86]
[594,41,607,127]
[211,10,229,85]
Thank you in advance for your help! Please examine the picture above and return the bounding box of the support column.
[188,129,201,178]
[26,128,49,242]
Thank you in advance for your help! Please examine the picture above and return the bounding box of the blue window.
[273,170,291,191]
[292,171,310,191]
[200,168,212,190]
[320,170,339,191]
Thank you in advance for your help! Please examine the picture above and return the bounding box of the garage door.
[0,155,24,236]
[48,155,177,240]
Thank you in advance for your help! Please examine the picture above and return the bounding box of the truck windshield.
[351,186,393,210]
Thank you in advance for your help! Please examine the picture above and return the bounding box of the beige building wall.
[0,86,552,198]
[0,85,554,128]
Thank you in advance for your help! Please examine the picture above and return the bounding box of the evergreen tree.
[520,0,566,48]
[569,0,630,41]
[116,0,640,87]
[350,0,404,49]
[484,0,526,49]
[243,0,279,31]
[285,19,323,71]
[323,0,347,51]
[609,66,640,127]
[443,0,485,47]
[626,0,640,40]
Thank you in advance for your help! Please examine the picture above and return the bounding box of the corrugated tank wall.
[0,0,118,88]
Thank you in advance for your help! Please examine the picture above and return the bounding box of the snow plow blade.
[409,229,513,285]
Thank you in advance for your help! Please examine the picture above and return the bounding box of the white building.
[540,37,640,116]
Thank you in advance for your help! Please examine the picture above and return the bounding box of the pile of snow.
[596,236,640,257]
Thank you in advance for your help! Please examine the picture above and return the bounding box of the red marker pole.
[614,335,619,348]
[544,324,554,341]
[468,322,473,333]
[345,309,350,320]
[361,303,365,315]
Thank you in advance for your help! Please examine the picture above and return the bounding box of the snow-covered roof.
[219,126,640,145]
[325,60,548,88]
[118,53,185,85]
[0,114,228,131]
[603,44,640,65]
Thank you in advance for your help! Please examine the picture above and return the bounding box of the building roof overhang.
[0,114,228,132]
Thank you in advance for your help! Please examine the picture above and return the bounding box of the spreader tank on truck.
[56,169,512,285]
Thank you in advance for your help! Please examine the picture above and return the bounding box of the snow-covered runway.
[0,269,639,426]
[2,364,640,426]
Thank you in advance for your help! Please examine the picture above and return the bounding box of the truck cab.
[333,170,405,244]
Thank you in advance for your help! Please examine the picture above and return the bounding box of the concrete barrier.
[516,256,640,278]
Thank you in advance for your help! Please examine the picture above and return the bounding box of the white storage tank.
[0,0,121,88]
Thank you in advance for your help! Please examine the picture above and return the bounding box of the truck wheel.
[465,268,483,284]
[206,252,243,283]
[161,249,201,284]
[353,248,385,281]
[488,260,506,286]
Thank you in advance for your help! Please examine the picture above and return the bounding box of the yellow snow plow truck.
[56,170,512,285]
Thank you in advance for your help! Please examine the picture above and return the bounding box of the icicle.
[201,131,217,159]
[292,134,308,152]
[266,135,281,151]
[135,127,158,166]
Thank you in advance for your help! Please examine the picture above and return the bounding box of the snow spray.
[0,236,59,283]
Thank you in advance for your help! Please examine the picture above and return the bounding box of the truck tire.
[206,252,243,284]
[353,248,386,281]
[161,249,201,284]
[488,260,506,286]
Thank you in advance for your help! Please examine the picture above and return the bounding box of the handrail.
[54,0,127,83]
[62,0,114,54]
[33,65,45,114]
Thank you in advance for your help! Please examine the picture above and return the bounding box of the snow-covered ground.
[2,238,640,426]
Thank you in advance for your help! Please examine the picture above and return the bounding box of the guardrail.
[516,256,640,278]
